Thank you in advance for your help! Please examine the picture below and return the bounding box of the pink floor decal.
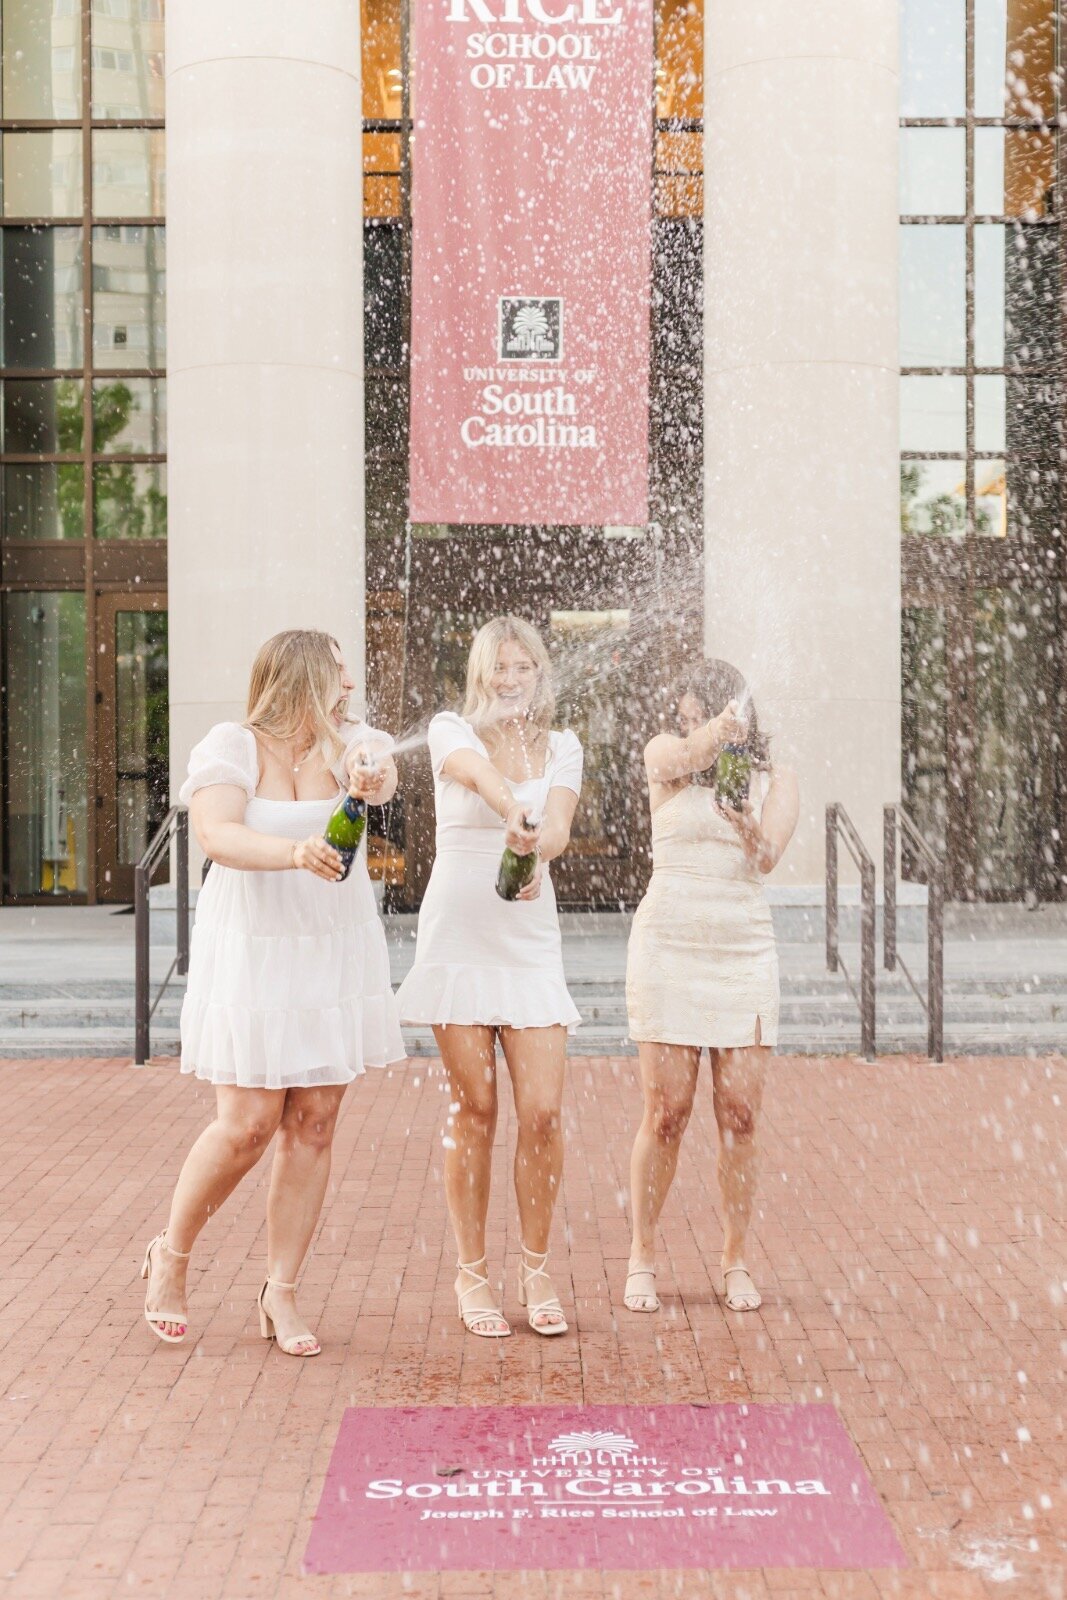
[304,1403,908,1573]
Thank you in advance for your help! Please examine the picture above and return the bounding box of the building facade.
[0,0,1063,907]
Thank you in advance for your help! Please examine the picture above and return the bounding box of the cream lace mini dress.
[626,776,779,1049]
[395,712,583,1031]
[178,719,406,1089]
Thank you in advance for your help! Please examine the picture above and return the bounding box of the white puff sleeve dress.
[395,712,583,1032]
[177,720,406,1089]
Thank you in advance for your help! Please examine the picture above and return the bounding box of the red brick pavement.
[0,1054,1063,1600]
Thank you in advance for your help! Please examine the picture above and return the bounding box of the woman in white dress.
[141,630,406,1355]
[396,616,582,1338]
[624,659,798,1317]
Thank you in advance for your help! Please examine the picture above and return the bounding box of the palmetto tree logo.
[547,1431,638,1464]
[499,296,563,361]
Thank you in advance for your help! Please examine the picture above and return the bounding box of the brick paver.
[0,1054,1063,1600]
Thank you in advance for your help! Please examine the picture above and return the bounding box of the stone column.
[704,1,900,885]
[165,2,364,783]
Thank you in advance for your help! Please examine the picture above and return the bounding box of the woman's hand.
[516,860,544,901]
[504,803,540,857]
[711,699,748,748]
[716,797,771,871]
[293,835,345,881]
[346,746,390,802]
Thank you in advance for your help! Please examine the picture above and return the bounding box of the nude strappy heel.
[721,1262,762,1312]
[517,1243,568,1336]
[623,1264,660,1313]
[257,1277,321,1357]
[455,1259,511,1338]
[140,1230,190,1344]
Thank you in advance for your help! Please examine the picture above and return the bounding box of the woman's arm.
[535,786,579,864]
[718,767,799,875]
[190,786,344,880]
[644,701,747,786]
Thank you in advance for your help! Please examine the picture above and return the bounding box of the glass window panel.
[655,0,703,122]
[1,591,88,896]
[976,0,1058,120]
[975,375,1006,451]
[974,458,1007,538]
[1,378,83,451]
[92,130,165,218]
[973,584,1057,895]
[975,127,1056,218]
[902,605,949,867]
[363,131,401,221]
[899,128,965,216]
[1,131,82,218]
[0,227,84,368]
[364,222,404,369]
[2,462,84,539]
[900,225,965,366]
[92,376,166,452]
[114,608,169,865]
[362,0,403,119]
[1005,372,1063,459]
[974,224,1006,368]
[365,456,406,541]
[90,0,165,119]
[900,0,965,116]
[91,225,165,370]
[901,375,966,451]
[93,461,166,538]
[900,458,966,538]
[0,0,82,118]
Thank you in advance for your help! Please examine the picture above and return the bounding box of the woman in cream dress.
[396,616,582,1339]
[140,630,405,1356]
[624,659,798,1316]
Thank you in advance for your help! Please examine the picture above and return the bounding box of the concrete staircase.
[0,904,1064,1059]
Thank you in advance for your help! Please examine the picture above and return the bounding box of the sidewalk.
[0,1052,1063,1597]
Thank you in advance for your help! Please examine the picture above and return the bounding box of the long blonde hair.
[245,630,346,766]
[462,615,555,737]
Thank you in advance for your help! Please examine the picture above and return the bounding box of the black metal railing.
[884,805,945,1062]
[825,803,877,1061]
[134,806,190,1066]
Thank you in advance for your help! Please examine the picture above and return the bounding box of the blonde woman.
[396,616,582,1338]
[140,630,405,1356]
[624,659,798,1317]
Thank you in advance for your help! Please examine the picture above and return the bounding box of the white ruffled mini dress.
[395,712,583,1032]
[178,719,407,1089]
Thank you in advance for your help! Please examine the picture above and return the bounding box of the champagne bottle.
[323,792,367,882]
[496,816,538,901]
[715,743,751,811]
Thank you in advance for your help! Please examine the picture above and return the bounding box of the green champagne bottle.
[323,792,367,882]
[496,817,538,901]
[715,743,751,811]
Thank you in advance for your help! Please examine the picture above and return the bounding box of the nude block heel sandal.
[140,1230,191,1344]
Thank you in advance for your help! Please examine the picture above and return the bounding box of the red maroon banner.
[409,1,652,526]
[305,1405,908,1572]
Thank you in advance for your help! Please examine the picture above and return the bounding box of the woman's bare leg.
[711,1037,768,1309]
[262,1084,348,1354]
[146,1085,285,1337]
[434,1024,507,1332]
[500,1025,567,1328]
[626,1043,701,1308]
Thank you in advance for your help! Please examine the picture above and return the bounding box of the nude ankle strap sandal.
[455,1259,511,1338]
[141,1230,190,1344]
[257,1277,321,1357]
[517,1243,568,1336]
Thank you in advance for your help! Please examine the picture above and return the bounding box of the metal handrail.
[134,806,190,1066]
[825,803,877,1062]
[884,805,944,1062]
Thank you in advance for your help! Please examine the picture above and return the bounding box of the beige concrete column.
[704,2,900,884]
[165,2,364,785]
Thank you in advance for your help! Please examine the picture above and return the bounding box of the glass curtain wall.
[900,0,1064,899]
[0,0,166,901]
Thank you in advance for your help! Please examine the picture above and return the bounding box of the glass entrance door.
[94,592,168,902]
